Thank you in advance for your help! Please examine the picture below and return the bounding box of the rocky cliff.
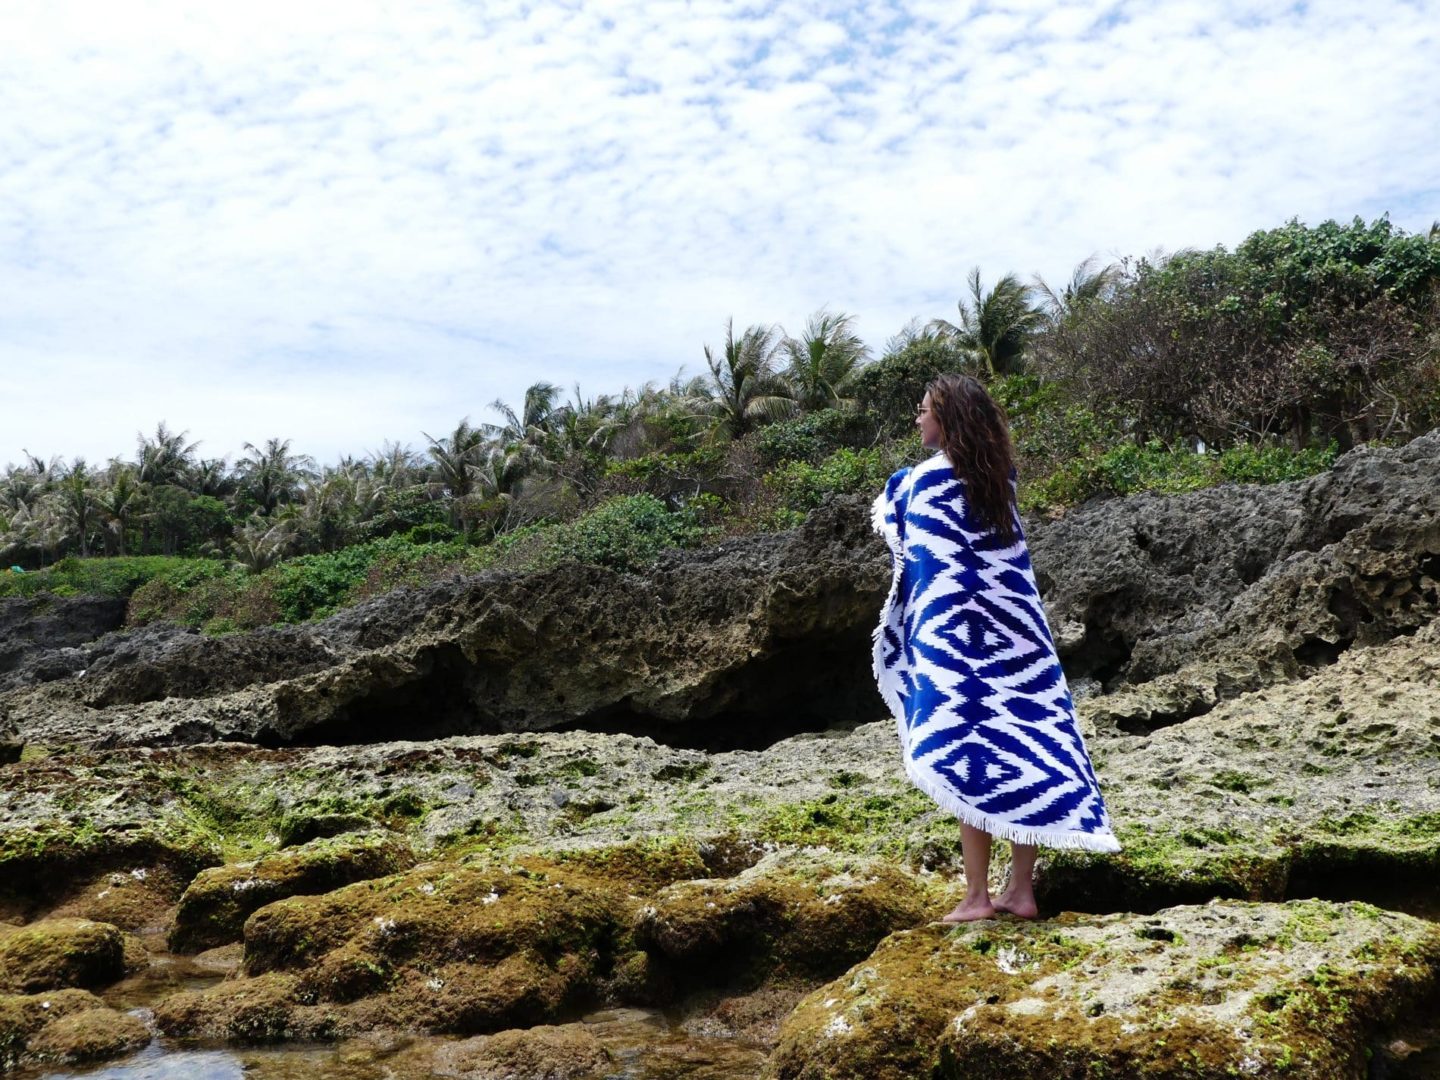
[1,433,1438,1077]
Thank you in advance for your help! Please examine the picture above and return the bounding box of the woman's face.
[916,391,943,449]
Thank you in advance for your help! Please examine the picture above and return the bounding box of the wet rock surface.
[0,989,149,1072]
[0,919,136,994]
[169,831,418,952]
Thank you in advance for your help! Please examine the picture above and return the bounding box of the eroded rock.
[767,900,1440,1080]
[170,831,417,952]
[0,989,148,1071]
[0,918,135,994]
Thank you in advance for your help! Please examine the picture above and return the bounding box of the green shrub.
[470,494,707,574]
[763,443,915,512]
[1018,439,1343,514]
[753,408,878,466]
[0,555,212,601]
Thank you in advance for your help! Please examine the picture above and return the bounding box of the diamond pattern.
[872,455,1118,851]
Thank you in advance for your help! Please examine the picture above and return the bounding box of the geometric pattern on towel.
[872,454,1120,852]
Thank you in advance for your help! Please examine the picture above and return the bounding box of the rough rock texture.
[766,899,1440,1080]
[1044,617,1440,914]
[0,594,127,692]
[148,847,946,1043]
[421,1024,614,1079]
[3,434,1438,750]
[0,918,134,994]
[0,989,149,1071]
[0,716,17,766]
[9,434,1440,752]
[169,830,418,952]
[0,501,889,749]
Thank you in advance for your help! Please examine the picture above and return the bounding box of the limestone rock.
[766,899,1440,1080]
[0,918,131,994]
[426,1023,613,1079]
[0,988,148,1071]
[170,831,417,952]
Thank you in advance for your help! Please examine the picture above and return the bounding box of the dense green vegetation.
[3,216,1436,628]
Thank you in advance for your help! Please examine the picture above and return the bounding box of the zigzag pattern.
[873,455,1119,852]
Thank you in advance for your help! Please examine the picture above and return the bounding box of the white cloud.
[2,0,1437,466]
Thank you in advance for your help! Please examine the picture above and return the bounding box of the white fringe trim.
[902,755,1121,853]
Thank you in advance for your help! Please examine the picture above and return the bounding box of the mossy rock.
[0,989,145,1071]
[0,919,131,993]
[151,970,344,1043]
[170,831,416,952]
[637,850,945,986]
[23,1006,149,1065]
[421,1023,614,1079]
[766,899,1440,1080]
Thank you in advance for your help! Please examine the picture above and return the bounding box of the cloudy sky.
[3,0,1437,468]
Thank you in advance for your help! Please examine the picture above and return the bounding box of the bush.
[851,337,967,437]
[1018,439,1342,514]
[763,443,917,513]
[470,494,707,574]
[753,409,879,467]
[0,555,211,601]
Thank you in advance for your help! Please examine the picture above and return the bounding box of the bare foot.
[940,898,996,923]
[992,891,1039,920]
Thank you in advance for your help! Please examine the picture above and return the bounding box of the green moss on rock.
[0,919,130,994]
[170,831,416,953]
[765,899,1440,1080]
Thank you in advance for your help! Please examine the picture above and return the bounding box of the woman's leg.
[994,842,1039,919]
[942,823,996,922]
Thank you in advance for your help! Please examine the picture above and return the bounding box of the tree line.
[4,215,1437,571]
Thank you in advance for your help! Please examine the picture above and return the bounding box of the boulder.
[0,594,127,692]
[766,899,1440,1080]
[0,988,148,1071]
[170,831,417,952]
[0,918,133,994]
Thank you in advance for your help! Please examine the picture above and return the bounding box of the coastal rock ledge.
[767,900,1440,1080]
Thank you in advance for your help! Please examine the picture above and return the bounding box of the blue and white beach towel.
[873,454,1119,852]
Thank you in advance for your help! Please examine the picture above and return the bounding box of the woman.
[873,374,1118,923]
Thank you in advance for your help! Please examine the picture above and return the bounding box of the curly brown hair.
[925,374,1019,544]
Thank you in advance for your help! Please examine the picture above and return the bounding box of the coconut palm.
[782,309,871,411]
[238,438,315,516]
[55,459,98,557]
[928,268,1046,378]
[486,382,562,449]
[232,515,293,572]
[1034,256,1121,323]
[699,319,795,439]
[136,424,199,488]
[423,420,488,500]
[94,463,141,556]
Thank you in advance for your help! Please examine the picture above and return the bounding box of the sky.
[3,0,1438,469]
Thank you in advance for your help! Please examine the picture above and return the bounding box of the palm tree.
[1034,256,1121,323]
[94,463,141,556]
[238,438,315,515]
[782,308,871,411]
[699,319,795,439]
[136,423,199,487]
[232,515,293,572]
[928,268,1046,378]
[486,381,562,455]
[55,459,98,557]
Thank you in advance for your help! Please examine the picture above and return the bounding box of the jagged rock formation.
[3,433,1437,753]
[1,432,1438,1075]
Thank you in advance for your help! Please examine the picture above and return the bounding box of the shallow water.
[28,1007,768,1080]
